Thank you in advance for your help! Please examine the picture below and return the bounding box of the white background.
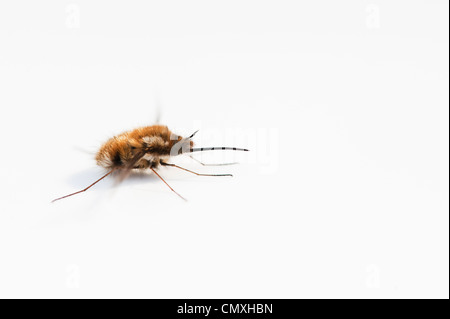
[0,1,448,298]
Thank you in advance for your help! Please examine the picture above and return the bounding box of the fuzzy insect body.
[52,125,248,202]
[95,125,189,170]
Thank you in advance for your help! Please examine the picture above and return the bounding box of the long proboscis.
[189,147,249,153]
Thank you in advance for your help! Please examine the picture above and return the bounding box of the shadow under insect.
[66,167,159,191]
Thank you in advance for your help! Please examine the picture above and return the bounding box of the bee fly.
[52,125,248,202]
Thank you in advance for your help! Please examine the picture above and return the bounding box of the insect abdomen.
[95,132,131,169]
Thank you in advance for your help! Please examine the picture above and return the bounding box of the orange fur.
[95,125,193,169]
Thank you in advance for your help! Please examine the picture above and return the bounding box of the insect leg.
[186,154,238,167]
[160,161,233,177]
[150,167,187,201]
[52,168,116,203]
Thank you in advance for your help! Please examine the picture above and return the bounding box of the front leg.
[186,155,238,166]
[160,160,233,177]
